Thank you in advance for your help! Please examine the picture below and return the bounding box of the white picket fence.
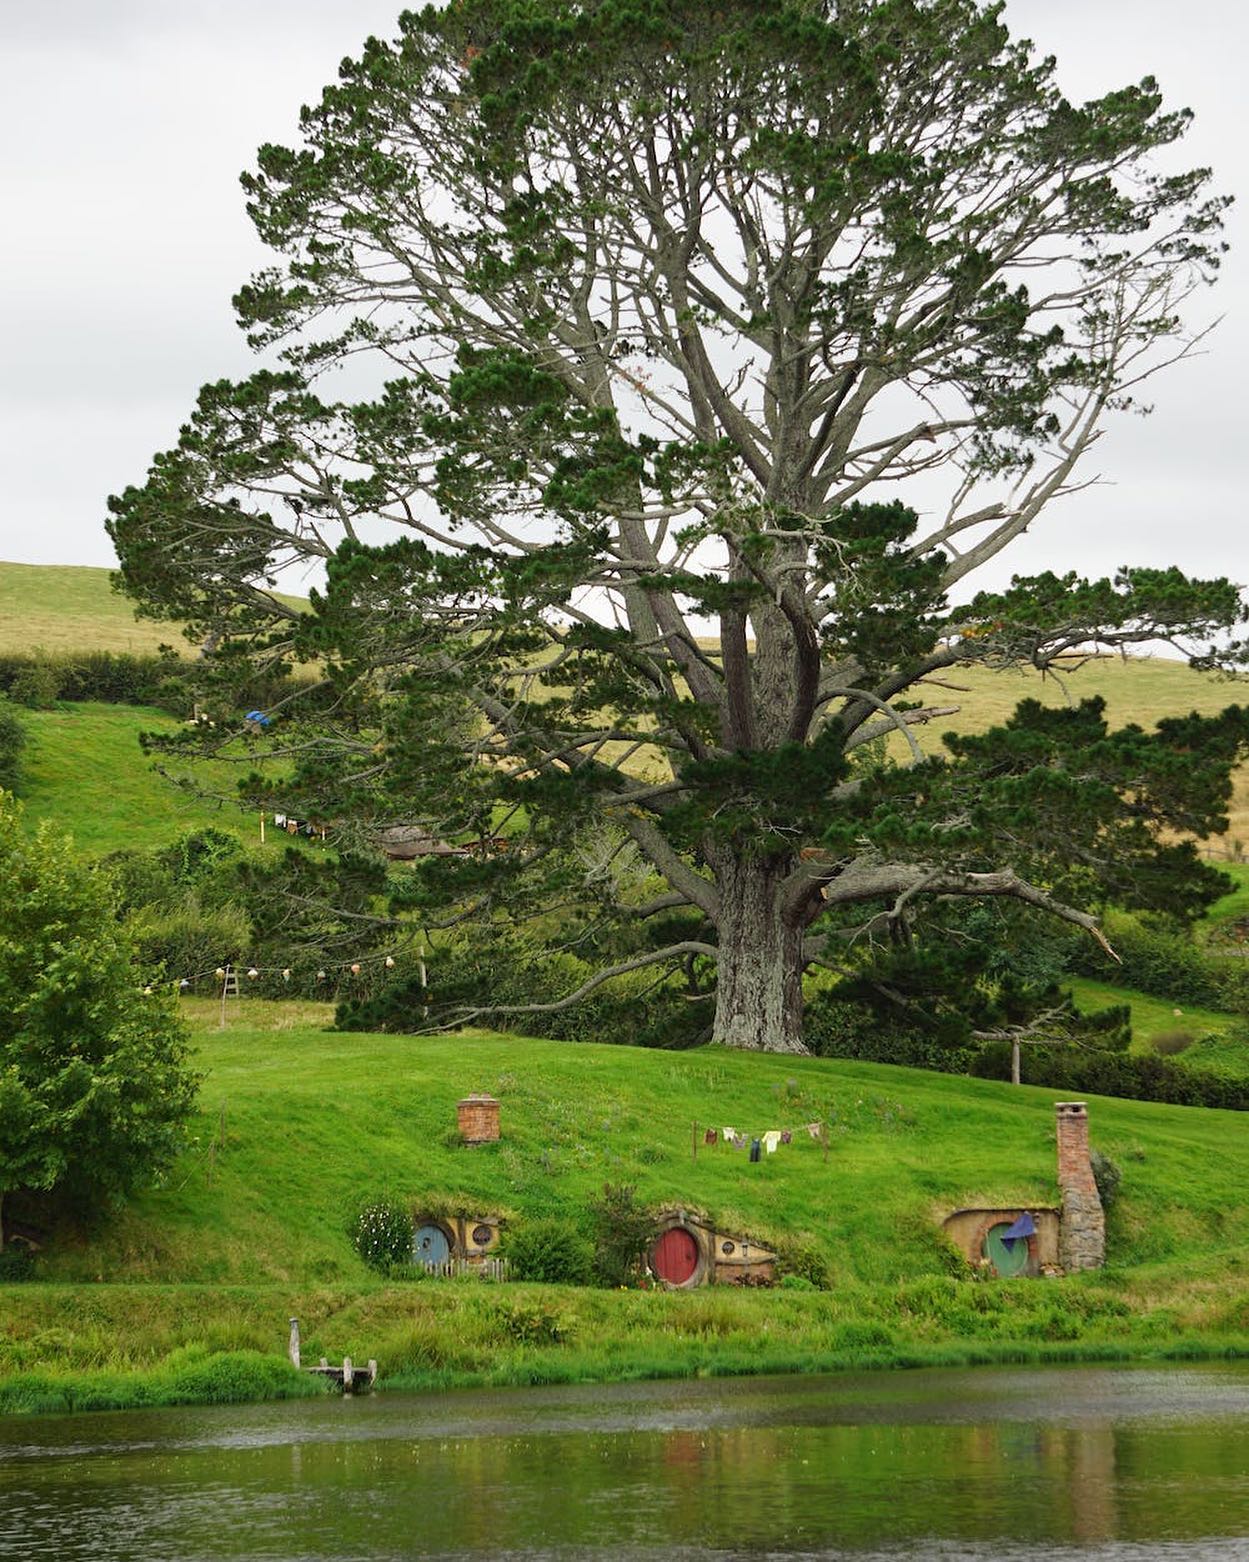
[420,1256,510,1281]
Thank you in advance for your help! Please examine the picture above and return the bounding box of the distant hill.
[3,561,1246,846]
[0,562,192,656]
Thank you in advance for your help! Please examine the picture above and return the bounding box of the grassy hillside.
[5,1003,1249,1412]
[33,1003,1247,1290]
[0,562,190,656]
[15,703,259,853]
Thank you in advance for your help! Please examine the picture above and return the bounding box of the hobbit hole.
[940,1102,1106,1276]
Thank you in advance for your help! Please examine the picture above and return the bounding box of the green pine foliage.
[106,0,1249,1051]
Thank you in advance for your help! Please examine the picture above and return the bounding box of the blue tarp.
[244,710,271,727]
[1001,1211,1036,1247]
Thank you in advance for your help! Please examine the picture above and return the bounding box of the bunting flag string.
[141,949,422,996]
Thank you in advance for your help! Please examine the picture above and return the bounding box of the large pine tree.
[110,0,1247,1052]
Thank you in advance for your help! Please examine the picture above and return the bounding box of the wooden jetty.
[288,1317,376,1394]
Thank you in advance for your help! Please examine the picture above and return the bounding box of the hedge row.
[1072,914,1249,1012]
[0,653,315,714]
[972,1039,1249,1110]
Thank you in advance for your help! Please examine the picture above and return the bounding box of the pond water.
[3,1363,1249,1559]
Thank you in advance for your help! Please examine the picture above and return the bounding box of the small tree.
[0,796,198,1238]
[0,1069,58,1253]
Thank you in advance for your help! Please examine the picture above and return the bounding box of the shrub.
[804,998,978,1073]
[493,1298,578,1345]
[774,1236,833,1290]
[0,1246,35,1282]
[1090,1149,1122,1210]
[8,664,61,709]
[350,1198,414,1272]
[0,699,25,793]
[1150,1029,1195,1056]
[777,1273,816,1292]
[503,1218,593,1286]
[127,895,252,984]
[589,1183,656,1288]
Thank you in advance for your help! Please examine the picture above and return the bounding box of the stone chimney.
[1055,1102,1104,1271]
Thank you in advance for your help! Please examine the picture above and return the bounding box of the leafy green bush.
[0,653,318,714]
[127,894,252,984]
[350,1198,414,1272]
[1075,913,1249,1011]
[8,664,61,709]
[0,699,25,793]
[1090,1149,1122,1209]
[774,1236,832,1289]
[503,1217,593,1285]
[589,1183,656,1288]
[803,997,977,1073]
[0,1246,35,1282]
[493,1298,578,1345]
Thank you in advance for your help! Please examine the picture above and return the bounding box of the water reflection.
[2,1365,1249,1558]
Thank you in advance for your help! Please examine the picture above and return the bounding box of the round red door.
[652,1226,699,1285]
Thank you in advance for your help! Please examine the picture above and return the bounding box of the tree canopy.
[109,0,1247,1052]
[0,796,198,1243]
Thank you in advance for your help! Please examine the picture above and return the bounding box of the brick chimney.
[1055,1102,1104,1271]
[457,1094,500,1144]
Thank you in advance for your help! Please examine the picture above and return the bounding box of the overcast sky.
[0,0,1244,594]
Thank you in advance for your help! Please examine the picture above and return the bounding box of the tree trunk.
[713,855,806,1053]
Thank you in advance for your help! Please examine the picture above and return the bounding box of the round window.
[471,1223,494,1246]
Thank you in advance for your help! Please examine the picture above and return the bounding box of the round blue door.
[414,1223,450,1267]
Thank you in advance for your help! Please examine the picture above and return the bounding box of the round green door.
[983,1222,1030,1277]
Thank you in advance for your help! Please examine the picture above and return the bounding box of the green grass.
[0,562,191,656]
[1069,976,1249,1078]
[0,561,305,658]
[4,1002,1249,1412]
[14,702,264,854]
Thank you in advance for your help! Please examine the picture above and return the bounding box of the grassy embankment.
[5,1002,1249,1414]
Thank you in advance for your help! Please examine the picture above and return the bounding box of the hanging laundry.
[732,1134,747,1150]
[780,1130,793,1146]
[749,1138,762,1163]
[762,1130,781,1154]
[704,1127,717,1146]
[274,812,286,827]
[286,819,299,834]
[806,1121,823,1139]
[722,1126,737,1142]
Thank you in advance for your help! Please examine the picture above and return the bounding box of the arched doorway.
[982,1221,1030,1278]
[414,1221,452,1268]
[651,1225,701,1286]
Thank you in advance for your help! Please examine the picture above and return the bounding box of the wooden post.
[342,1356,354,1391]
[367,1359,377,1385]
[219,965,229,1031]
[260,812,266,845]
[822,1121,830,1166]
[288,1318,301,1369]
[692,1119,698,1163]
